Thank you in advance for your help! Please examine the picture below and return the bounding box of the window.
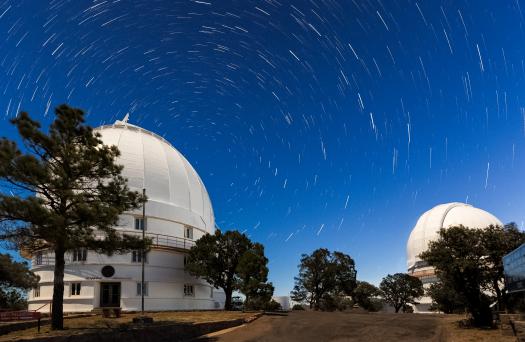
[132,250,147,263]
[210,287,213,298]
[35,252,42,265]
[71,283,81,296]
[136,282,148,296]
[183,256,188,266]
[185,226,193,240]
[184,284,194,297]
[33,286,40,298]
[72,248,87,262]
[135,217,146,231]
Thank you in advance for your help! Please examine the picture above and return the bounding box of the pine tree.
[0,105,148,329]
[0,253,39,309]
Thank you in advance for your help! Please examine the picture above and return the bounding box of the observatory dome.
[407,202,502,271]
[94,120,214,234]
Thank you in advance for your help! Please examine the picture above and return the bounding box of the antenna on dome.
[122,113,130,124]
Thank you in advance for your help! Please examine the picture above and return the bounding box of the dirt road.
[200,311,444,342]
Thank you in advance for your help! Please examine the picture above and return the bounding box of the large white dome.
[94,120,214,234]
[406,202,502,271]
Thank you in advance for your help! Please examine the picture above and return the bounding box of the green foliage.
[236,242,273,308]
[243,283,274,310]
[421,226,492,326]
[420,224,525,325]
[0,253,39,310]
[291,248,357,310]
[185,229,272,310]
[0,105,149,329]
[0,253,39,290]
[479,223,525,309]
[264,299,282,311]
[353,281,381,311]
[368,298,385,312]
[427,281,465,314]
[292,304,305,310]
[402,304,414,313]
[332,251,358,296]
[0,288,28,310]
[379,273,423,313]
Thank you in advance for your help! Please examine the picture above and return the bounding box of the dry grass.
[1,311,518,341]
[0,311,256,341]
[437,314,515,342]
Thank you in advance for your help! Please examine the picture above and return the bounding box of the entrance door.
[100,283,121,307]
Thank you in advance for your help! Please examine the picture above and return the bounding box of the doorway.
[100,282,121,307]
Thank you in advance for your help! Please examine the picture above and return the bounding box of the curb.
[193,313,263,340]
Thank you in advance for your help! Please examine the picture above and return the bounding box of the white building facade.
[28,120,225,312]
[406,202,502,313]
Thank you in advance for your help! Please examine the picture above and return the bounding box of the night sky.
[0,0,524,296]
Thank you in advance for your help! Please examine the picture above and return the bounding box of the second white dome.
[406,202,502,271]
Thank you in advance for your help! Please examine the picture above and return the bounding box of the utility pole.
[141,187,146,315]
[133,188,153,324]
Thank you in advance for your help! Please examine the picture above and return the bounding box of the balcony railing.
[119,230,195,250]
[31,231,194,267]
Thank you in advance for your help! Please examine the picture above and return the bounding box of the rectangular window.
[33,286,40,298]
[135,218,146,231]
[35,252,42,265]
[184,284,194,297]
[136,282,148,296]
[72,248,87,262]
[210,287,213,298]
[132,250,147,263]
[183,256,188,266]
[71,283,81,296]
[185,226,193,240]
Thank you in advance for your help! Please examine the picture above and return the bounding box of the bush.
[264,299,282,311]
[319,294,338,311]
[292,304,305,310]
[353,281,382,312]
[402,304,414,313]
[366,298,384,312]
[337,297,354,311]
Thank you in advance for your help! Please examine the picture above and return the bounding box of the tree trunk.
[224,286,233,310]
[394,305,401,313]
[51,248,65,330]
[493,279,502,310]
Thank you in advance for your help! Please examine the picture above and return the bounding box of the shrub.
[264,299,282,311]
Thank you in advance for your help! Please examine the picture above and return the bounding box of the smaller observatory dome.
[407,202,502,271]
[94,120,214,234]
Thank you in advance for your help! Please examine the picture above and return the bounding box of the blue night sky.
[0,0,524,296]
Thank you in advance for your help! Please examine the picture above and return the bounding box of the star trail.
[0,0,524,294]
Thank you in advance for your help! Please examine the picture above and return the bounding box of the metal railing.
[31,231,194,266]
[119,230,195,250]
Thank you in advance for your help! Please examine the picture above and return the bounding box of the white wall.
[28,248,225,313]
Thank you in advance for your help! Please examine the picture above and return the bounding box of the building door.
[100,283,121,307]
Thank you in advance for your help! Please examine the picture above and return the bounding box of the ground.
[0,311,516,341]
[201,311,515,342]
[0,311,255,341]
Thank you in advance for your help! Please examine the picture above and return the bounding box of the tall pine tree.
[0,105,149,329]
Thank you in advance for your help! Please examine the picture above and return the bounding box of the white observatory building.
[406,202,502,313]
[28,119,225,312]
